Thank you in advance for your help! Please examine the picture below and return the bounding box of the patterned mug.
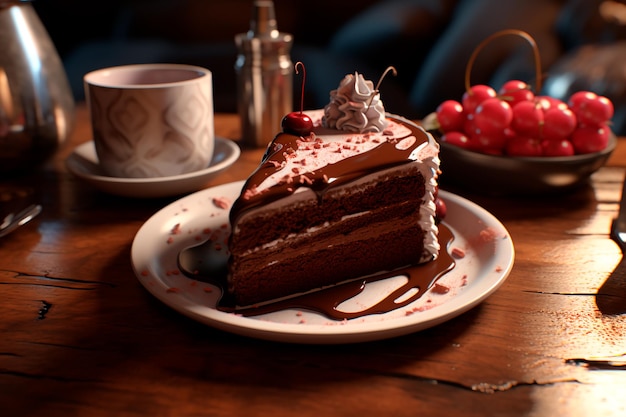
[84,64,214,178]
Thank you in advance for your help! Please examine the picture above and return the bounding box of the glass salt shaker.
[235,0,293,148]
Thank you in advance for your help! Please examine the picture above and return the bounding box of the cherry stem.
[294,61,306,115]
[375,66,397,92]
[367,66,397,109]
[464,29,542,95]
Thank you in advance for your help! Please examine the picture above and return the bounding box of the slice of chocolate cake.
[227,72,440,307]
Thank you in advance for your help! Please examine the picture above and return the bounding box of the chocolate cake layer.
[231,166,426,255]
[230,215,426,306]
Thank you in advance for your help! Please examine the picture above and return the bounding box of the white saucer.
[66,137,240,198]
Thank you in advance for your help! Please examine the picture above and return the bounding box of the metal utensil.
[0,203,41,238]
[611,170,626,253]
[597,174,626,314]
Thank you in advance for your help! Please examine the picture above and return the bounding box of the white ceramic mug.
[84,63,214,178]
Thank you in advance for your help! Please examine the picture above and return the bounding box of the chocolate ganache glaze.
[229,110,437,224]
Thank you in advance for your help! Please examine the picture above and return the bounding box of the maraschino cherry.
[281,61,313,136]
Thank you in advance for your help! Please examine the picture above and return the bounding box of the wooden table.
[2,105,625,417]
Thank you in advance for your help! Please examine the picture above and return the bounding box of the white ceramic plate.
[131,181,514,344]
[66,137,240,198]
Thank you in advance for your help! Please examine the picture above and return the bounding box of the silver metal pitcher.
[0,0,75,173]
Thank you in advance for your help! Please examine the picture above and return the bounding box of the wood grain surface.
[1,105,625,417]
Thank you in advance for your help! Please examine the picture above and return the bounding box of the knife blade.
[597,172,626,315]
[611,172,626,251]
[0,203,42,238]
[0,186,35,226]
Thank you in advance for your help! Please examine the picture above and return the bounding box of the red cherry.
[503,126,517,141]
[535,95,566,111]
[436,100,464,132]
[541,138,575,156]
[569,91,613,126]
[473,128,507,154]
[568,92,594,120]
[281,112,313,136]
[571,124,610,154]
[282,61,313,136]
[441,131,473,149]
[462,84,496,114]
[505,136,543,156]
[498,80,534,107]
[568,91,595,110]
[474,98,512,134]
[511,100,543,138]
[596,95,614,121]
[435,198,447,224]
[463,114,477,137]
[541,106,577,140]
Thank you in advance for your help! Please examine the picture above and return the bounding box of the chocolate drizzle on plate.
[178,224,456,321]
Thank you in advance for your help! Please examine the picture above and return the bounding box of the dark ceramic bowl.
[432,132,617,195]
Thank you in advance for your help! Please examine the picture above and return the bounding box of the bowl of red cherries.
[423,30,616,195]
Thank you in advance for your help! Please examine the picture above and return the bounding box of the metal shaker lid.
[235,0,293,53]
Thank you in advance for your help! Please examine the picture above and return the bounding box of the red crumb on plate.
[406,303,436,315]
[480,227,502,242]
[451,247,465,258]
[212,196,230,209]
[166,287,180,293]
[171,223,181,235]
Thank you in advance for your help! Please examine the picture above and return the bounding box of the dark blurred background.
[32,0,626,133]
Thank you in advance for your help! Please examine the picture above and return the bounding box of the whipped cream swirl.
[323,72,387,133]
